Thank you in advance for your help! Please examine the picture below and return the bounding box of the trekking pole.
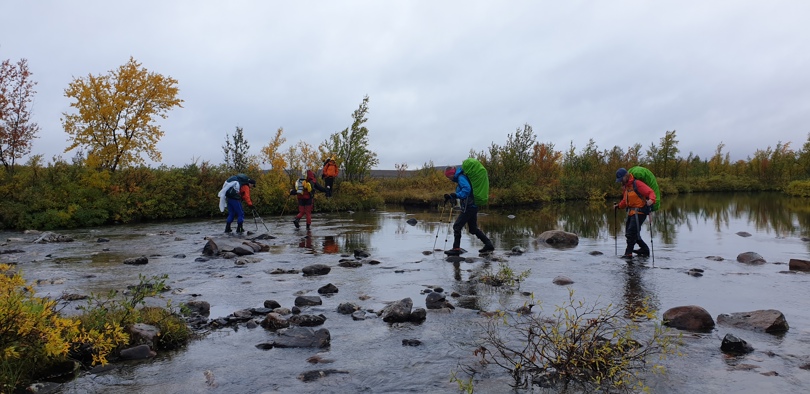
[612,204,617,255]
[433,203,446,252]
[443,202,454,250]
[649,211,655,267]
[253,208,270,232]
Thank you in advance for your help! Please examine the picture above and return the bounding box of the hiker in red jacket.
[613,167,656,259]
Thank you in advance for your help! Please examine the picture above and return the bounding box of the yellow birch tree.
[62,57,183,171]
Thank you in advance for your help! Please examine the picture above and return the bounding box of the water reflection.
[621,263,659,318]
[468,192,810,252]
[322,236,339,254]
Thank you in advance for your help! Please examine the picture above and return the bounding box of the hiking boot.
[620,254,634,260]
[293,218,300,229]
[306,224,311,230]
[479,244,495,253]
[236,223,244,234]
[444,248,463,256]
[224,223,232,233]
[633,249,650,257]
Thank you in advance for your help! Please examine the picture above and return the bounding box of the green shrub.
[785,180,810,197]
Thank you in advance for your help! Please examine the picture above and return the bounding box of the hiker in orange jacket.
[613,168,656,259]
[322,157,338,198]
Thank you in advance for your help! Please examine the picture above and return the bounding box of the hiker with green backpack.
[613,167,657,259]
[443,158,495,254]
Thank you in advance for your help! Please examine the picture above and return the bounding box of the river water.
[2,192,809,393]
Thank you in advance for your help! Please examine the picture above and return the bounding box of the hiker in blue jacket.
[444,166,495,254]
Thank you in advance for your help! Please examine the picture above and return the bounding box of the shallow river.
[2,192,809,393]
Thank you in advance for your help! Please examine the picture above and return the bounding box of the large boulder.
[273,327,331,348]
[662,305,715,331]
[788,258,810,271]
[716,309,789,333]
[536,230,579,247]
[381,298,413,323]
[736,251,766,265]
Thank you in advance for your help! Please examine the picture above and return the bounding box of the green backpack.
[628,166,660,211]
[461,158,489,207]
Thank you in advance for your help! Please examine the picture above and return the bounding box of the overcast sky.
[2,1,809,170]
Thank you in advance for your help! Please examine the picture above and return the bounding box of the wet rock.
[261,313,290,330]
[123,256,148,265]
[425,292,446,309]
[662,305,715,331]
[706,256,724,261]
[354,249,370,258]
[273,327,331,348]
[402,339,422,346]
[302,264,331,276]
[97,238,110,242]
[295,296,323,307]
[445,256,465,263]
[338,260,362,268]
[202,239,219,256]
[589,250,603,256]
[336,302,360,314]
[318,283,339,294]
[173,253,186,258]
[255,342,274,350]
[232,245,254,256]
[717,309,789,333]
[515,305,534,315]
[406,218,417,225]
[410,308,427,322]
[268,268,298,275]
[788,258,810,271]
[720,333,754,355]
[264,300,281,309]
[26,382,62,394]
[60,293,87,301]
[687,268,704,277]
[511,246,526,254]
[289,314,327,327]
[118,344,156,360]
[36,278,66,285]
[366,259,381,265]
[242,241,262,252]
[297,369,349,382]
[130,323,160,346]
[736,231,752,237]
[736,252,766,265]
[381,298,413,323]
[249,307,273,315]
[274,307,292,315]
[536,230,579,247]
[33,232,74,243]
[552,276,574,285]
[351,311,367,320]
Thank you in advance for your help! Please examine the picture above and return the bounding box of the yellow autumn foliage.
[62,57,183,172]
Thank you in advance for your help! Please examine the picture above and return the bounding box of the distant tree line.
[2,55,810,230]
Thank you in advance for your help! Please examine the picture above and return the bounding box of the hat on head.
[615,168,628,183]
[444,167,456,179]
[248,179,256,186]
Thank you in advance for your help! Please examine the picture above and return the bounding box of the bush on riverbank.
[0,267,189,391]
[461,290,680,392]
